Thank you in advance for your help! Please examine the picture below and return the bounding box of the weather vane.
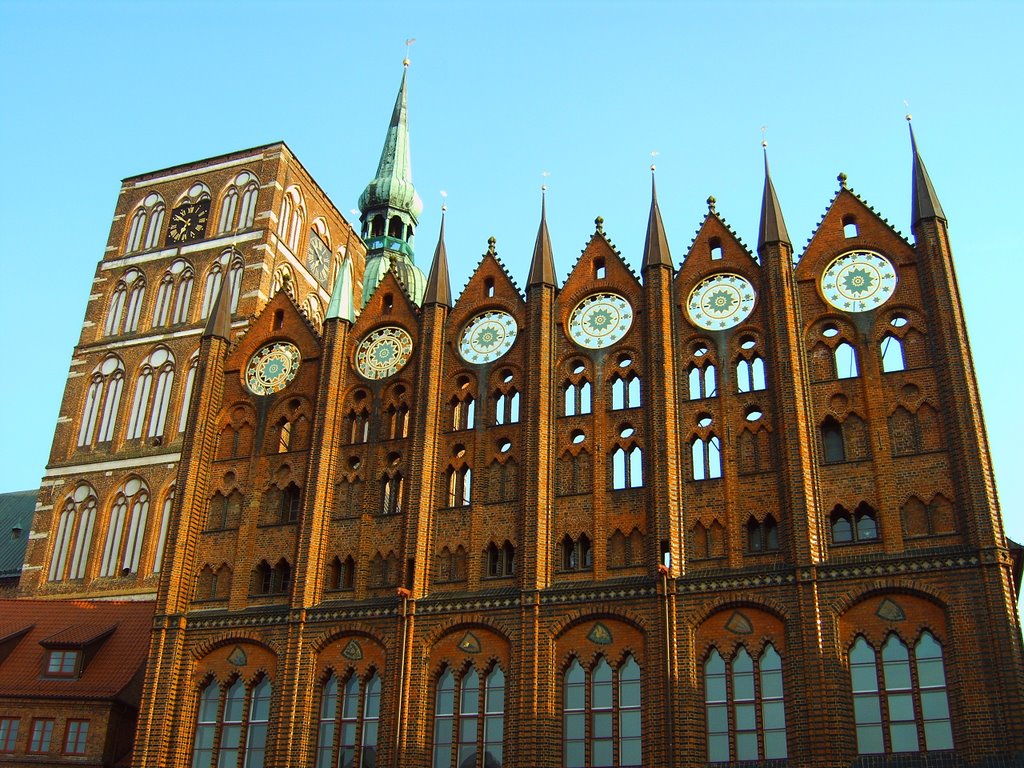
[650,150,658,172]
[761,125,768,149]
[404,38,416,66]
[440,190,448,213]
[903,99,912,121]
[541,170,550,193]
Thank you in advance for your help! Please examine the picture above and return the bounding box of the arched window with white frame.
[178,351,200,433]
[152,259,194,327]
[218,171,260,233]
[278,186,305,253]
[124,193,164,253]
[125,347,175,441]
[200,252,243,319]
[78,355,125,447]
[48,482,98,582]
[152,486,174,573]
[105,269,145,336]
[100,477,150,577]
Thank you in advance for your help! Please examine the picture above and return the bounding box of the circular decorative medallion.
[568,293,633,349]
[244,341,301,396]
[686,273,756,331]
[459,310,518,364]
[821,250,898,312]
[355,326,414,380]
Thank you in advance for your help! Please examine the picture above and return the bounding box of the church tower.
[358,61,427,307]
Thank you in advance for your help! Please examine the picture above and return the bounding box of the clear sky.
[0,0,1020,550]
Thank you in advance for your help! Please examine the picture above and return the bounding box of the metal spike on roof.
[758,144,792,251]
[325,255,355,323]
[908,116,947,226]
[642,168,673,269]
[203,260,234,340]
[423,209,452,307]
[528,189,557,288]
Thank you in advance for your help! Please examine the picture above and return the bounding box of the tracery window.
[200,254,243,319]
[485,540,515,578]
[452,395,476,430]
[432,664,505,768]
[849,632,953,754]
[126,347,175,441]
[346,408,371,444]
[494,389,520,425]
[691,435,722,480]
[48,483,97,582]
[611,372,640,410]
[447,466,472,507]
[560,533,592,571]
[191,675,272,768]
[78,355,125,447]
[316,670,381,768]
[704,644,788,761]
[736,355,767,393]
[746,515,780,553]
[153,260,194,327]
[278,187,305,253]
[125,193,165,253]
[830,503,879,545]
[253,558,291,595]
[99,477,150,577]
[563,654,642,767]
[385,403,410,439]
[178,351,200,433]
[105,269,145,336]
[327,555,356,590]
[218,171,260,233]
[207,490,243,531]
[152,486,173,573]
[381,471,404,515]
[611,444,643,489]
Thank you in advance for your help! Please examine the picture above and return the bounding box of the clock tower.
[358,60,426,306]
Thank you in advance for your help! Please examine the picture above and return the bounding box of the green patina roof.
[0,489,36,580]
[358,66,423,222]
[362,253,426,307]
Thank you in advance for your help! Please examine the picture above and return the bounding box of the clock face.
[568,293,633,349]
[306,231,331,285]
[686,273,756,331]
[355,327,414,380]
[459,311,518,364]
[244,342,301,396]
[821,250,897,312]
[166,200,210,245]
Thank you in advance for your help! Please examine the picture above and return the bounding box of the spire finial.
[758,138,792,251]
[838,172,848,189]
[487,236,497,256]
[908,114,947,226]
[403,37,415,68]
[707,196,716,213]
[422,203,451,307]
[643,157,673,269]
[595,216,604,233]
[528,187,557,287]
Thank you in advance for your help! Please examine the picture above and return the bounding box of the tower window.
[842,215,858,238]
[691,436,722,480]
[830,503,878,545]
[560,533,592,571]
[821,417,846,463]
[834,341,859,379]
[710,238,723,260]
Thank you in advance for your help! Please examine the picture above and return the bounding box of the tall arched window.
[315,670,381,768]
[278,187,305,252]
[190,675,273,768]
[200,253,243,319]
[692,435,722,480]
[126,347,175,441]
[447,466,472,507]
[612,444,643,489]
[152,486,173,573]
[48,483,97,582]
[688,363,717,400]
[736,355,767,392]
[432,664,505,768]
[563,654,642,767]
[835,341,859,379]
[704,643,788,761]
[849,632,952,754]
[105,269,145,336]
[124,193,164,253]
[880,334,906,373]
[78,355,125,447]
[564,379,592,416]
[178,351,199,433]
[152,259,194,327]
[99,477,150,577]
[611,373,641,410]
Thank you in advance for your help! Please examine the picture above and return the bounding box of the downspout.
[394,587,411,768]
[659,563,675,766]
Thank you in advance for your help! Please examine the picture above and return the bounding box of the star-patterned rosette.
[568,293,633,349]
[686,273,756,331]
[458,310,518,364]
[355,326,414,380]
[821,250,897,312]
[244,341,301,396]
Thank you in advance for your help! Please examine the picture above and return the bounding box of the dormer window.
[45,649,80,677]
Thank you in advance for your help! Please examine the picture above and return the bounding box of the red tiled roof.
[0,599,154,702]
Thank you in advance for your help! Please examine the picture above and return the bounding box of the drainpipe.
[659,563,675,766]
[394,587,412,768]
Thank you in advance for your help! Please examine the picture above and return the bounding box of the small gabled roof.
[423,211,452,307]
[39,623,117,649]
[642,172,673,269]
[908,118,947,226]
[528,192,557,288]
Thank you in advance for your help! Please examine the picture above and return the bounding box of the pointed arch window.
[316,670,381,768]
[200,254,243,319]
[560,533,592,571]
[152,486,173,573]
[849,632,952,754]
[126,347,176,441]
[485,540,515,578]
[190,675,273,768]
[747,515,779,553]
[611,373,641,410]
[688,363,717,400]
[125,193,164,253]
[278,187,305,253]
[563,654,642,767]
[432,664,505,768]
[346,409,371,444]
[78,355,125,447]
[830,503,878,545]
[177,351,200,433]
[736,355,767,393]
[153,260,194,327]
[612,444,643,489]
[105,269,145,336]
[452,395,476,430]
[382,472,403,515]
[880,334,906,373]
[704,644,788,761]
[48,484,97,582]
[835,341,859,379]
[446,466,472,507]
[494,389,520,425]
[217,171,259,234]
[99,478,150,577]
[691,435,722,480]
[564,379,592,416]
[821,417,846,463]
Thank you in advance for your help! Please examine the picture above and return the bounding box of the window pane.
[887,692,915,721]
[484,715,504,744]
[457,744,477,768]
[619,709,641,737]
[856,723,885,754]
[620,737,642,767]
[853,695,882,725]
[592,739,613,767]
[564,712,585,740]
[889,721,918,752]
[924,720,954,751]
[708,733,730,762]
[762,700,786,730]
[917,657,947,688]
[920,690,950,720]
[735,731,758,761]
[734,702,756,731]
[564,740,585,768]
[592,712,612,738]
[764,729,788,759]
[706,703,728,733]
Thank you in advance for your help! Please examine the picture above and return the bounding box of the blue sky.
[0,0,1020,549]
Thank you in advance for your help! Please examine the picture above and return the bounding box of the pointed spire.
[423,207,452,307]
[203,262,234,340]
[758,142,791,250]
[642,166,673,268]
[528,188,557,288]
[908,115,947,226]
[326,255,355,323]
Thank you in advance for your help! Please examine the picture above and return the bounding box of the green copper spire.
[359,61,426,307]
[326,255,355,323]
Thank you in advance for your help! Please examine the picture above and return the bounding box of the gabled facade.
[7,69,1022,768]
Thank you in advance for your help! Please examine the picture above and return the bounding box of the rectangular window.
[46,649,80,676]
[64,720,89,755]
[29,719,54,753]
[0,718,19,752]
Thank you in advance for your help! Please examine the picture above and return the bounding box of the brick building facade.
[4,65,1022,766]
